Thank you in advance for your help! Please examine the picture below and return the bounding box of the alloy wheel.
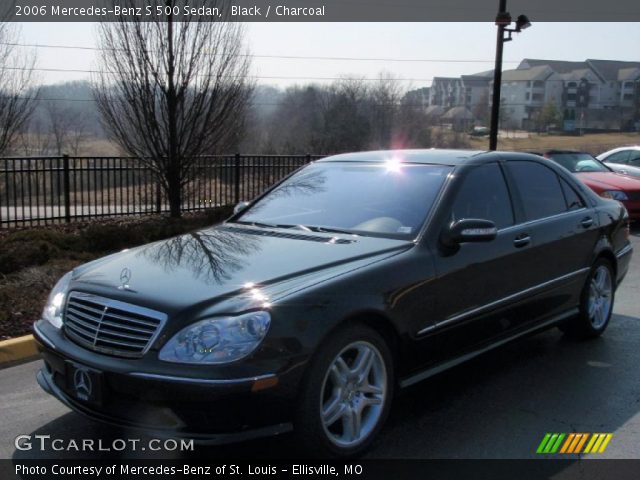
[588,265,612,329]
[319,341,388,448]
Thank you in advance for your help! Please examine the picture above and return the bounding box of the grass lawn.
[0,207,232,340]
[468,131,640,155]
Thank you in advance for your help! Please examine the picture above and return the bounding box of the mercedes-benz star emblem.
[73,368,92,401]
[118,267,132,290]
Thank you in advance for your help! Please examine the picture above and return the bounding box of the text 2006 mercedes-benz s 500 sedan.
[34,150,633,457]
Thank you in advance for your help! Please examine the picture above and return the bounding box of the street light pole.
[489,0,508,151]
[488,2,531,150]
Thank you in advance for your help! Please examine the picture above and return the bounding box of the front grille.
[64,292,167,358]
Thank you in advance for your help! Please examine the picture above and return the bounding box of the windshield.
[549,153,611,173]
[235,161,452,238]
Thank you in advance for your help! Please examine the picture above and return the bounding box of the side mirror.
[441,219,497,247]
[233,201,251,215]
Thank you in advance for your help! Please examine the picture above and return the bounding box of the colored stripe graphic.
[537,433,613,454]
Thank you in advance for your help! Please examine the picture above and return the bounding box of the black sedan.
[33,150,633,457]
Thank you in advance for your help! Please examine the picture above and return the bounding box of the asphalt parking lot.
[1,228,639,460]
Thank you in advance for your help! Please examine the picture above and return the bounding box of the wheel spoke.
[359,381,383,395]
[323,396,346,426]
[332,357,351,385]
[342,406,362,442]
[330,364,347,388]
[362,394,383,407]
[352,348,375,379]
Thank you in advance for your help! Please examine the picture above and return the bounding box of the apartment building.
[425,58,640,131]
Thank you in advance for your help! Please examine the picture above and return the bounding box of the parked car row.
[527,148,640,221]
[597,146,640,178]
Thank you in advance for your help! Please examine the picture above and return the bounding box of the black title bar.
[6,0,640,22]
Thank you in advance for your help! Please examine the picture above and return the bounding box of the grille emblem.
[73,368,92,400]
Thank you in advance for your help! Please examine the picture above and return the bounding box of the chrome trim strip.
[417,268,589,336]
[497,208,588,234]
[616,244,633,259]
[402,309,578,388]
[128,372,277,386]
[33,322,57,350]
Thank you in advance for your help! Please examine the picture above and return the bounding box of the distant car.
[470,126,490,137]
[596,146,640,178]
[543,150,640,220]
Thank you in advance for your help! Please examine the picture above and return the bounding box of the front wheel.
[294,324,394,457]
[562,258,615,338]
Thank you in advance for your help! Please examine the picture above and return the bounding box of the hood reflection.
[140,228,262,285]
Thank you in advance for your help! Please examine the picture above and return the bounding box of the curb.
[0,334,38,367]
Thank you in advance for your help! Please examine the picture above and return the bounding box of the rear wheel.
[562,258,615,338]
[294,324,394,457]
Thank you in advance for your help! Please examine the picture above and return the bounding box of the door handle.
[581,217,594,228]
[513,234,531,248]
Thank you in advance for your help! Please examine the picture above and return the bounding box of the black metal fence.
[0,154,321,228]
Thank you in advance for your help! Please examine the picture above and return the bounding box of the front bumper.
[622,200,640,220]
[33,321,302,442]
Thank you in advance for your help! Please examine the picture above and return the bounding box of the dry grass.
[468,132,640,155]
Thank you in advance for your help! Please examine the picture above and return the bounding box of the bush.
[0,240,60,274]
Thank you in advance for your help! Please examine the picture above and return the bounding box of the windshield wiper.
[301,225,356,235]
[233,220,309,230]
[232,220,281,229]
[233,221,355,236]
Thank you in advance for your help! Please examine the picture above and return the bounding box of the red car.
[543,150,640,220]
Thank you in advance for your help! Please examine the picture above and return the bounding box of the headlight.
[601,190,628,201]
[159,311,271,364]
[42,271,73,329]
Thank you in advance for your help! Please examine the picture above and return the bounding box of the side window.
[559,177,586,211]
[508,161,567,221]
[605,151,630,164]
[451,164,514,229]
[629,152,640,167]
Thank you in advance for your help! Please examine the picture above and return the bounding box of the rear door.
[501,160,598,324]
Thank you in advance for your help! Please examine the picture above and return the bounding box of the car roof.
[600,146,640,154]
[544,149,592,155]
[317,149,543,166]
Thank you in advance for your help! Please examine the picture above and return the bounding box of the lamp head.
[515,15,532,31]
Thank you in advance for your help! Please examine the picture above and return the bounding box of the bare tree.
[17,118,52,156]
[0,18,38,155]
[43,100,90,155]
[93,0,253,217]
[367,72,402,149]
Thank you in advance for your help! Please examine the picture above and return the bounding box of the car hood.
[69,224,413,315]
[576,171,640,191]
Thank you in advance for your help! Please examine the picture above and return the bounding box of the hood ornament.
[118,267,135,292]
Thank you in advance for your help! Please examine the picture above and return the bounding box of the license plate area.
[65,361,104,406]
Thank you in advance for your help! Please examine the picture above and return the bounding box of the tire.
[562,258,615,339]
[294,324,394,458]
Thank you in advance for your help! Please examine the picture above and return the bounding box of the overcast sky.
[17,22,640,91]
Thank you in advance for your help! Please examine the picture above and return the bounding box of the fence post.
[62,154,71,223]
[306,153,311,164]
[234,153,241,204]
[156,182,162,213]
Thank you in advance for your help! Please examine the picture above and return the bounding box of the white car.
[597,146,640,178]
